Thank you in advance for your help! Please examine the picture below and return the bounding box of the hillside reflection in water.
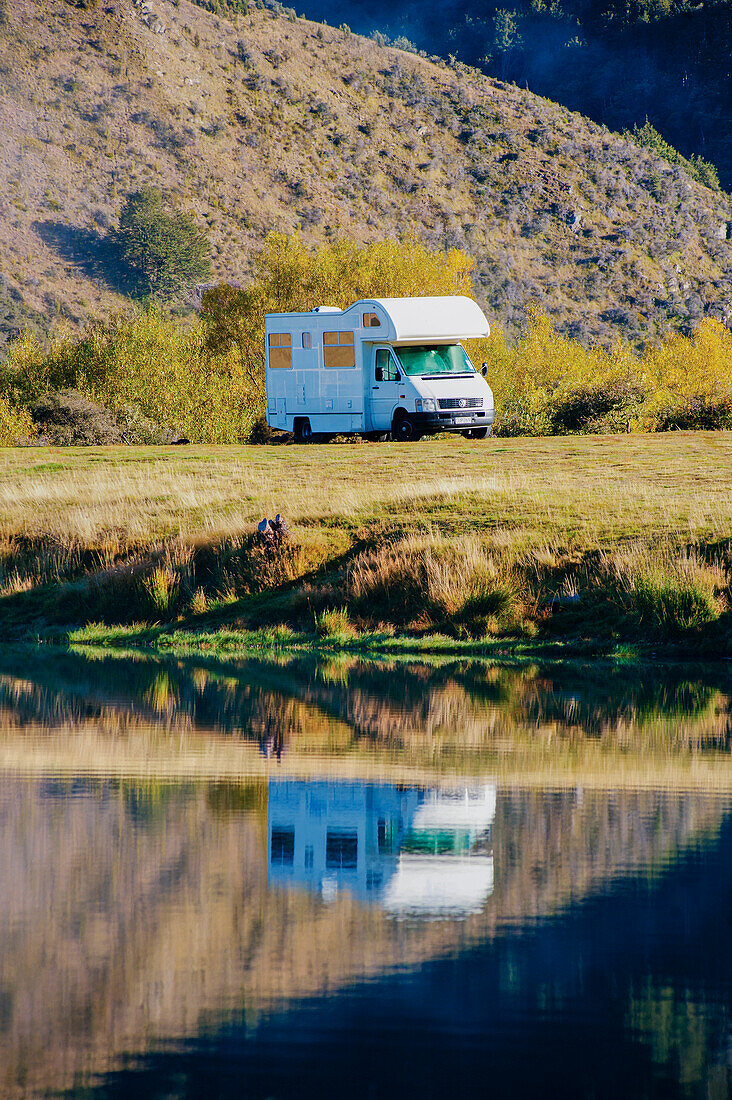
[0,648,732,1099]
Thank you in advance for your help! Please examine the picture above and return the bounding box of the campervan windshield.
[394,344,476,377]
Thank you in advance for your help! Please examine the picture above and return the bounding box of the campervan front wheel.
[391,411,421,442]
[293,418,312,443]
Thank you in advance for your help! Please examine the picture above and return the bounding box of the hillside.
[289,0,732,191]
[0,0,730,348]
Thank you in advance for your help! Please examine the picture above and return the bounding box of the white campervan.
[264,295,494,442]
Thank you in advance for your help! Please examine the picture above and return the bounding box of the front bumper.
[412,409,495,432]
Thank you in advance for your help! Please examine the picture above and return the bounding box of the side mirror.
[375,366,383,381]
[481,363,488,377]
[394,370,401,382]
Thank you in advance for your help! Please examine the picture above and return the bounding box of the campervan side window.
[375,348,400,382]
[301,332,312,349]
[363,312,380,328]
[323,331,355,369]
[326,829,358,869]
[268,332,292,369]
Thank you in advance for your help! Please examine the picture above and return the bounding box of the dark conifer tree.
[114,189,212,301]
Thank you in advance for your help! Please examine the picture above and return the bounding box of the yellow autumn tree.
[638,318,732,429]
[201,233,474,400]
[468,308,643,435]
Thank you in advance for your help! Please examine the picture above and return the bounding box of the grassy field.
[0,432,730,653]
[2,432,731,540]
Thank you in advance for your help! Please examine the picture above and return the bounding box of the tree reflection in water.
[0,647,729,766]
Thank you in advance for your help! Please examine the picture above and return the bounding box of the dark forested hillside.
[280,0,732,189]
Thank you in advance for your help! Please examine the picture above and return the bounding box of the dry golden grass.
[0,432,730,546]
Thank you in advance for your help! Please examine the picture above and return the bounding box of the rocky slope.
[0,0,730,347]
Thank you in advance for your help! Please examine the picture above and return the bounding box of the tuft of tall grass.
[314,606,357,640]
[601,546,728,637]
[189,587,209,615]
[142,566,180,617]
[345,532,529,636]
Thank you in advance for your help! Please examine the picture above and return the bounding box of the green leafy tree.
[114,188,212,301]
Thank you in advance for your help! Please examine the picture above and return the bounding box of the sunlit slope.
[1,0,731,345]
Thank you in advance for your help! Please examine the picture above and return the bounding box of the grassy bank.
[0,433,730,655]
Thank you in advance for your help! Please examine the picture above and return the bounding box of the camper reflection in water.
[268,781,496,918]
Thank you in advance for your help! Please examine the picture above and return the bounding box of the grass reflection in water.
[0,646,730,787]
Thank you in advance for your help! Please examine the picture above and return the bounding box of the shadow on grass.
[0,530,730,662]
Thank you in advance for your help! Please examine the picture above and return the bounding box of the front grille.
[437,397,483,410]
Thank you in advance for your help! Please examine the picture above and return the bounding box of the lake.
[1,647,732,1098]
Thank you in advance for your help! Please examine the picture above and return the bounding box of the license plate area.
[455,416,471,425]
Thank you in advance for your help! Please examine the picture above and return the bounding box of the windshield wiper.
[420,372,475,380]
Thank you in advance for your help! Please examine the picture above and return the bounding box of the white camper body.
[264,295,494,442]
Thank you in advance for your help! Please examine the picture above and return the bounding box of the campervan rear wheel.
[294,418,312,443]
[461,427,490,439]
[391,412,421,442]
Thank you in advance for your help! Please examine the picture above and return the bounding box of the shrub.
[473,310,642,436]
[550,379,644,432]
[0,311,259,443]
[0,395,35,445]
[113,403,182,445]
[638,318,732,431]
[473,309,732,437]
[30,390,123,445]
[655,395,732,431]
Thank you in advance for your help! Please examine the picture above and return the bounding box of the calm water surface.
[1,648,732,1098]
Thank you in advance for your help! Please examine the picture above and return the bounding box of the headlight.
[415,399,435,412]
